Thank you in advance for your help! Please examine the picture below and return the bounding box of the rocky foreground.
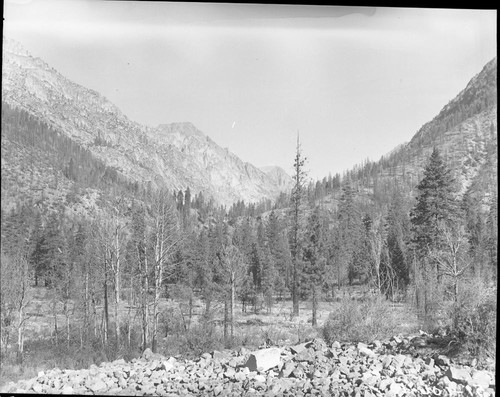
[1,333,495,396]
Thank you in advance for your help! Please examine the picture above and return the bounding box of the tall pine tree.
[411,148,459,281]
[289,133,308,316]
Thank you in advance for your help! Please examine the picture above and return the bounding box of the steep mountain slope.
[1,38,293,208]
[260,166,295,192]
[350,57,497,207]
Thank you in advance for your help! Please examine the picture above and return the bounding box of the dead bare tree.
[150,188,184,353]
[368,217,384,293]
[428,221,472,304]
[0,252,33,362]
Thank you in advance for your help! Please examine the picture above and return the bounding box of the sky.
[3,1,497,181]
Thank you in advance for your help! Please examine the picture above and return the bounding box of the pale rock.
[32,382,44,393]
[446,366,473,385]
[331,341,341,349]
[88,379,107,393]
[388,382,404,396]
[469,370,492,388]
[162,358,177,372]
[435,355,451,366]
[254,374,266,383]
[290,341,313,354]
[113,358,126,366]
[361,373,378,387]
[358,346,376,358]
[382,355,393,368]
[142,348,153,360]
[223,366,236,379]
[379,378,394,390]
[392,354,406,368]
[371,340,383,349]
[244,347,281,372]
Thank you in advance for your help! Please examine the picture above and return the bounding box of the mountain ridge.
[2,37,293,208]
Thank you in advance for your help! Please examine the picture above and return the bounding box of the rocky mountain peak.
[2,37,30,57]
[2,38,293,207]
[155,122,207,140]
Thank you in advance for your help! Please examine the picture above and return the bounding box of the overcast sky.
[3,1,497,181]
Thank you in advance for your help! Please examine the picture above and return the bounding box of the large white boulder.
[244,347,281,372]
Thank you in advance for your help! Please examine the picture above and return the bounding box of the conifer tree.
[266,211,290,300]
[485,192,497,281]
[384,187,411,295]
[410,148,459,319]
[302,205,328,325]
[410,148,459,281]
[336,180,363,286]
[289,133,308,316]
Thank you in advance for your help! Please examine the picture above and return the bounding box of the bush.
[451,278,496,360]
[322,294,397,343]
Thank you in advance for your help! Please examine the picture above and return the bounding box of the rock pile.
[1,334,496,396]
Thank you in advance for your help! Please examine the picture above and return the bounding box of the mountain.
[365,58,496,202]
[1,37,293,209]
[259,166,294,192]
[314,57,497,215]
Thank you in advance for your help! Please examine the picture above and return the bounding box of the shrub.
[451,278,496,360]
[322,294,397,343]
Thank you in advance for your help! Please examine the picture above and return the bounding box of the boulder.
[32,382,44,393]
[254,374,266,383]
[379,378,394,390]
[469,370,492,389]
[446,366,472,385]
[87,379,108,393]
[358,346,376,358]
[388,382,404,396]
[279,362,296,378]
[331,341,341,349]
[162,357,177,372]
[290,341,313,354]
[435,355,451,366]
[244,348,281,372]
[142,348,154,360]
[392,354,406,369]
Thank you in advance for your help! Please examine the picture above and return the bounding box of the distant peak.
[2,37,30,56]
[155,122,206,139]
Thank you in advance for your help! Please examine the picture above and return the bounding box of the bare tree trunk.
[64,298,70,349]
[292,260,299,316]
[188,294,193,331]
[141,252,149,352]
[92,296,98,338]
[52,298,59,346]
[152,217,164,354]
[114,227,121,347]
[230,271,235,339]
[224,298,229,343]
[17,309,24,361]
[311,286,317,326]
[103,264,109,346]
[84,272,89,345]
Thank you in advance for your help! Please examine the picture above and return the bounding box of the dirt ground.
[2,284,420,355]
